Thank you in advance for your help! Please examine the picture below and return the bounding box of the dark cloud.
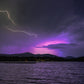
[61,42,84,57]
[15,0,74,34]
[74,0,84,17]
[0,0,84,56]
[43,43,77,49]
[42,42,84,57]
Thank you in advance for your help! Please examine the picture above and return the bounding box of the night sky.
[0,0,84,57]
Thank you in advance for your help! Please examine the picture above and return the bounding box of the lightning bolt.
[7,27,37,38]
[0,10,38,38]
[0,10,16,25]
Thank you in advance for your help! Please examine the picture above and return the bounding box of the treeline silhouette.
[0,53,84,62]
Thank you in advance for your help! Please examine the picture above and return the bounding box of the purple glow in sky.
[0,31,74,57]
[0,0,84,57]
[32,33,71,56]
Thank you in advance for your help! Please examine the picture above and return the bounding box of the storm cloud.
[0,0,84,56]
[43,43,78,49]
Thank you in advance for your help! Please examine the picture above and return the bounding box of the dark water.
[0,62,84,84]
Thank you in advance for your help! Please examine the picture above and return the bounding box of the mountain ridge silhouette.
[0,52,84,61]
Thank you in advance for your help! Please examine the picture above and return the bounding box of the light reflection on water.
[0,62,84,84]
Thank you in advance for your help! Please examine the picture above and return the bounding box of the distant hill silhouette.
[0,52,84,62]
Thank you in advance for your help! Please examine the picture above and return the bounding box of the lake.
[0,62,84,84]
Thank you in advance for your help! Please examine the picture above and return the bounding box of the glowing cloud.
[36,32,71,47]
[37,40,69,48]
[32,47,57,55]
[33,33,70,56]
[32,40,67,56]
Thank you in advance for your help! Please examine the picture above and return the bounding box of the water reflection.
[0,62,84,84]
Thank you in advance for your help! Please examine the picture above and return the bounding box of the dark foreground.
[0,62,84,84]
[0,52,84,62]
